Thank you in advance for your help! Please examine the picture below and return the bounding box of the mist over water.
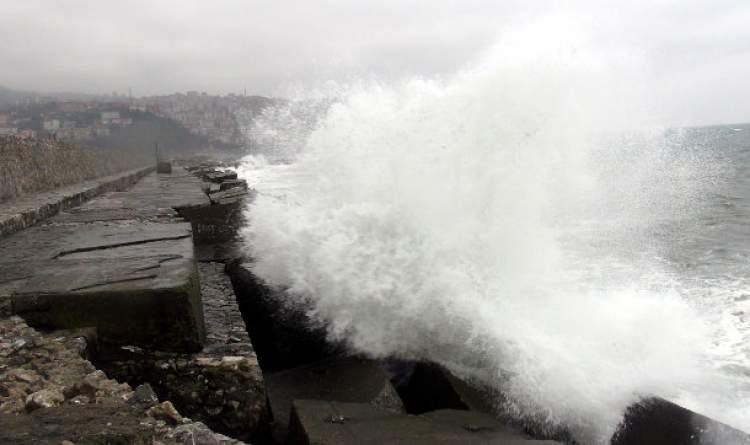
[240,18,749,444]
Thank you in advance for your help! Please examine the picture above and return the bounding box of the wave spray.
[241,17,745,443]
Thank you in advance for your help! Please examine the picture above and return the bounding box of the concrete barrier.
[0,166,154,238]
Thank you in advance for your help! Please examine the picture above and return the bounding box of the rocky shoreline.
[0,315,244,445]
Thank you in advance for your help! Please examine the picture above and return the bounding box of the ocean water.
[236,21,750,445]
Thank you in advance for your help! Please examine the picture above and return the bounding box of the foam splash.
[240,17,744,443]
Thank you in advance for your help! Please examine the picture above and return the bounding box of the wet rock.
[147,401,184,426]
[612,396,750,445]
[168,422,246,445]
[130,383,159,408]
[6,368,41,385]
[0,397,25,414]
[68,395,90,406]
[25,387,65,411]
[287,400,563,445]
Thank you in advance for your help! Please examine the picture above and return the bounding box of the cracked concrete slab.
[0,167,154,238]
[0,168,208,352]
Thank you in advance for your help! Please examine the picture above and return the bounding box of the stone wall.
[0,136,147,202]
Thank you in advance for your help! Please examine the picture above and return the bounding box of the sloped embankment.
[0,136,146,202]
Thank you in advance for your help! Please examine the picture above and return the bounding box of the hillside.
[93,111,220,157]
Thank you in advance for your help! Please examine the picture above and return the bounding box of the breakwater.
[0,157,747,444]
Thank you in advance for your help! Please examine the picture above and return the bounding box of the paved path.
[0,166,153,238]
[0,167,208,352]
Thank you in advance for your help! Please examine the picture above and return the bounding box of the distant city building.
[2,90,274,150]
[0,127,18,136]
[58,102,87,113]
[94,126,111,137]
[100,111,120,124]
[72,127,93,140]
[43,119,61,131]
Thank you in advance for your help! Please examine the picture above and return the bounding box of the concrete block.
[287,400,563,445]
[157,161,172,174]
[226,261,338,371]
[219,180,248,191]
[612,397,750,445]
[265,356,403,441]
[0,221,205,352]
[206,171,238,183]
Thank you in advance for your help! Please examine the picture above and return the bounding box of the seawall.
[0,135,147,203]
[0,157,747,444]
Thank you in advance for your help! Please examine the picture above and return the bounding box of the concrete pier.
[1,160,747,444]
[0,164,262,443]
[0,167,207,352]
[0,166,154,239]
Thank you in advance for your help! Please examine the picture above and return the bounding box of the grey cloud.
[1,0,749,124]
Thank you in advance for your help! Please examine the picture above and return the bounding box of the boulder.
[146,400,184,426]
[25,387,65,411]
[129,383,159,408]
[168,421,246,445]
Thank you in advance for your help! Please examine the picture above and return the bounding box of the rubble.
[0,316,249,445]
[98,262,266,442]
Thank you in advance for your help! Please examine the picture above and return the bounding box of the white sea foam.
[239,16,749,444]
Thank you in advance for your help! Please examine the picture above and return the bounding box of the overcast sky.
[2,1,750,125]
